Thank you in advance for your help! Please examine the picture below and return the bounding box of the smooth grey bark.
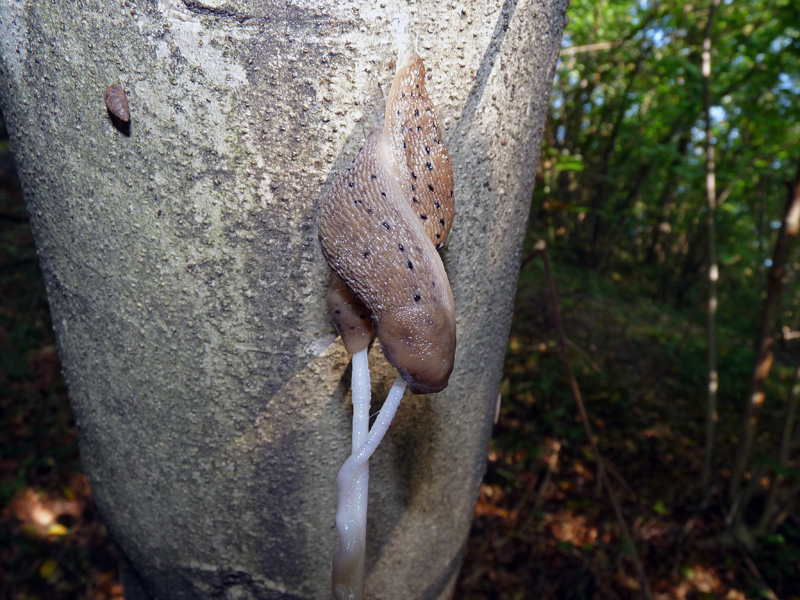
[0,1,567,598]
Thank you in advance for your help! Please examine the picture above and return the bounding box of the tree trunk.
[701,0,722,496]
[730,157,800,506]
[0,1,567,598]
[757,357,800,535]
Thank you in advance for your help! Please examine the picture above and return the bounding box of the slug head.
[327,275,373,354]
[377,302,456,394]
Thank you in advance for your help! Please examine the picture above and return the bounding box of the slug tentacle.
[319,51,455,394]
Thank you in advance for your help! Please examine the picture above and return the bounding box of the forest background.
[1,0,800,598]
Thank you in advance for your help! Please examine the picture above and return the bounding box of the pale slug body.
[319,51,456,394]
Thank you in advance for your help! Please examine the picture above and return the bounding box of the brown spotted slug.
[319,51,455,394]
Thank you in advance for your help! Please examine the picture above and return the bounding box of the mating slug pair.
[318,51,456,394]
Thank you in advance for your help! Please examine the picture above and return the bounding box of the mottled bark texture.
[0,1,566,598]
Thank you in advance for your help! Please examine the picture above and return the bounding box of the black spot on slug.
[425,146,430,154]
[348,181,354,188]
[398,243,404,251]
[383,222,390,230]
[411,171,417,179]
[403,141,406,149]
[417,125,422,131]
[414,109,419,117]
[439,218,445,225]
[381,191,387,197]
[428,184,434,191]
[359,314,367,319]
[420,215,428,220]
[434,202,440,208]
[414,294,421,302]
[363,251,370,257]
[335,310,341,314]
[426,162,432,170]
[412,196,418,203]
[371,174,377,179]
[407,260,413,269]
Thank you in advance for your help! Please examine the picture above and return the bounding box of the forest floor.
[2,148,799,599]
[455,256,800,600]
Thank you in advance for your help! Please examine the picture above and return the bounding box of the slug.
[104,84,130,123]
[327,274,374,355]
[319,51,456,394]
[383,53,455,247]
